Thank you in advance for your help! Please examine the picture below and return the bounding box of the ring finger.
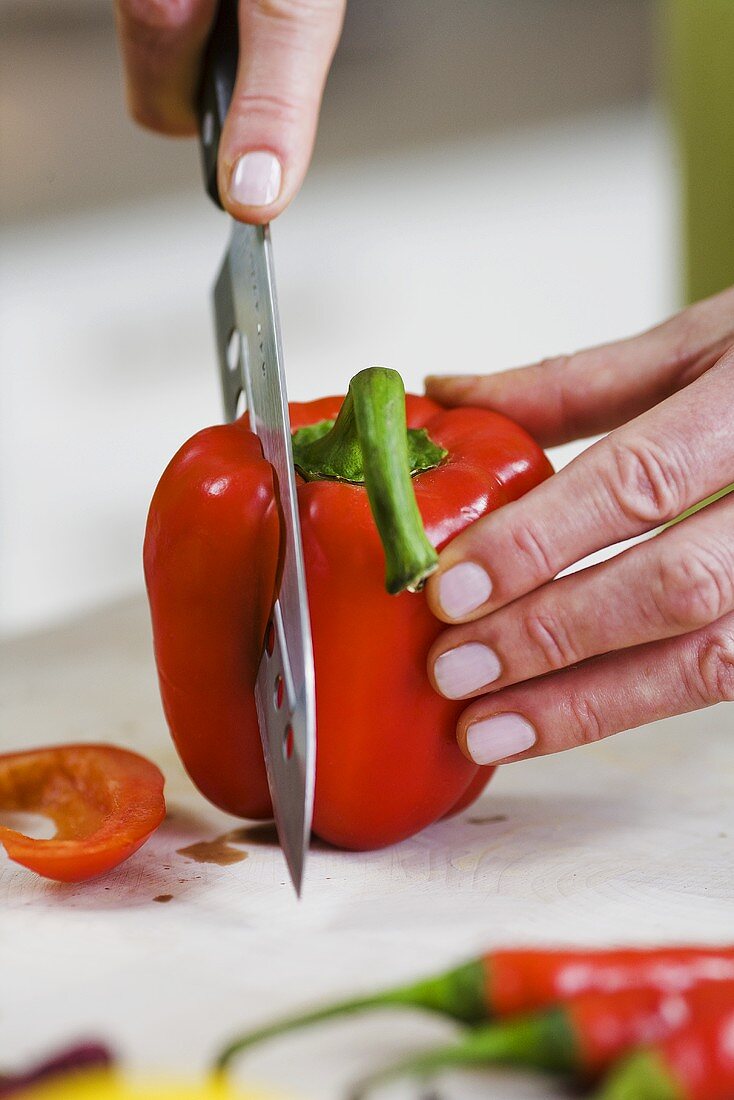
[454,610,734,765]
[426,349,734,626]
[429,490,734,700]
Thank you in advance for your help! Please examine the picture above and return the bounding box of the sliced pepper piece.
[0,744,166,882]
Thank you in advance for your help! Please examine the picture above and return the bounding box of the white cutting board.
[1,597,732,1099]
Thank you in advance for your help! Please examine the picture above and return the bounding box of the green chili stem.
[595,1051,682,1100]
[292,367,443,594]
[348,1009,578,1100]
[213,962,486,1075]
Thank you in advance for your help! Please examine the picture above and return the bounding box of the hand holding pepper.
[425,286,734,766]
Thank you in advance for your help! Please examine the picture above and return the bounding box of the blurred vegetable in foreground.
[597,996,734,1100]
[215,945,734,1071]
[349,982,734,1098]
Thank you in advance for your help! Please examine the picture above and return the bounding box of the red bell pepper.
[214,945,734,1071]
[0,744,165,882]
[144,367,551,850]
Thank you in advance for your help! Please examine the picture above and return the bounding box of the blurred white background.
[1,0,677,637]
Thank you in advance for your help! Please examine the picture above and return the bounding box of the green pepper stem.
[213,961,486,1075]
[292,367,443,594]
[595,1051,682,1100]
[348,1009,578,1100]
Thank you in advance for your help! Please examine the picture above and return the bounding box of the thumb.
[219,0,345,223]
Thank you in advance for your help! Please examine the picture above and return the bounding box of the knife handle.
[197,0,239,208]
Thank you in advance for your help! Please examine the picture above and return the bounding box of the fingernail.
[437,562,492,619]
[434,643,501,699]
[229,151,282,207]
[465,713,536,764]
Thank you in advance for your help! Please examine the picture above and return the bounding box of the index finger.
[426,348,734,623]
[115,0,217,134]
[426,286,734,448]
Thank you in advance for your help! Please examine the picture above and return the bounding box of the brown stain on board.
[175,821,331,867]
[177,830,250,866]
[153,894,174,903]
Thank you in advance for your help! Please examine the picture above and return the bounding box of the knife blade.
[197,0,316,894]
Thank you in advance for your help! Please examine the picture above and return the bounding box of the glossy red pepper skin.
[0,744,165,882]
[145,394,551,849]
[145,423,280,820]
[485,947,734,1018]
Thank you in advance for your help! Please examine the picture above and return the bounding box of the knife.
[196,0,316,895]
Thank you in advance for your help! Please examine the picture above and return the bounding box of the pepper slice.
[0,744,166,882]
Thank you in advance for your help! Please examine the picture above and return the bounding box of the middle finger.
[429,490,734,700]
[426,348,734,625]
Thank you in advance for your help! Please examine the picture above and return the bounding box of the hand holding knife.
[196,0,316,896]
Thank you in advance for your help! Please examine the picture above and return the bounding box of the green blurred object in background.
[669,0,734,304]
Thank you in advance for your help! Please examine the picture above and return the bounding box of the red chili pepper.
[0,744,166,882]
[214,946,734,1072]
[485,947,734,1017]
[145,367,552,850]
[349,985,734,1095]
[598,991,734,1100]
[348,982,734,1098]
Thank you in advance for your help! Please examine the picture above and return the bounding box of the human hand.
[114,0,345,221]
[425,287,734,766]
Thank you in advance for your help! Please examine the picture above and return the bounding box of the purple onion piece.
[0,1041,114,1097]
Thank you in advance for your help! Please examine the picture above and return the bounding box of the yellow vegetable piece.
[23,1069,289,1100]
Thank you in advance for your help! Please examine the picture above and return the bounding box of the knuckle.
[252,0,342,25]
[655,546,734,631]
[509,521,557,583]
[523,610,578,671]
[537,356,586,438]
[563,690,606,746]
[687,628,734,706]
[126,88,195,135]
[537,354,573,374]
[667,306,734,387]
[604,436,687,527]
[118,0,200,33]
[231,89,307,125]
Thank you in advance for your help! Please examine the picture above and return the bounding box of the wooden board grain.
[0,597,732,1098]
